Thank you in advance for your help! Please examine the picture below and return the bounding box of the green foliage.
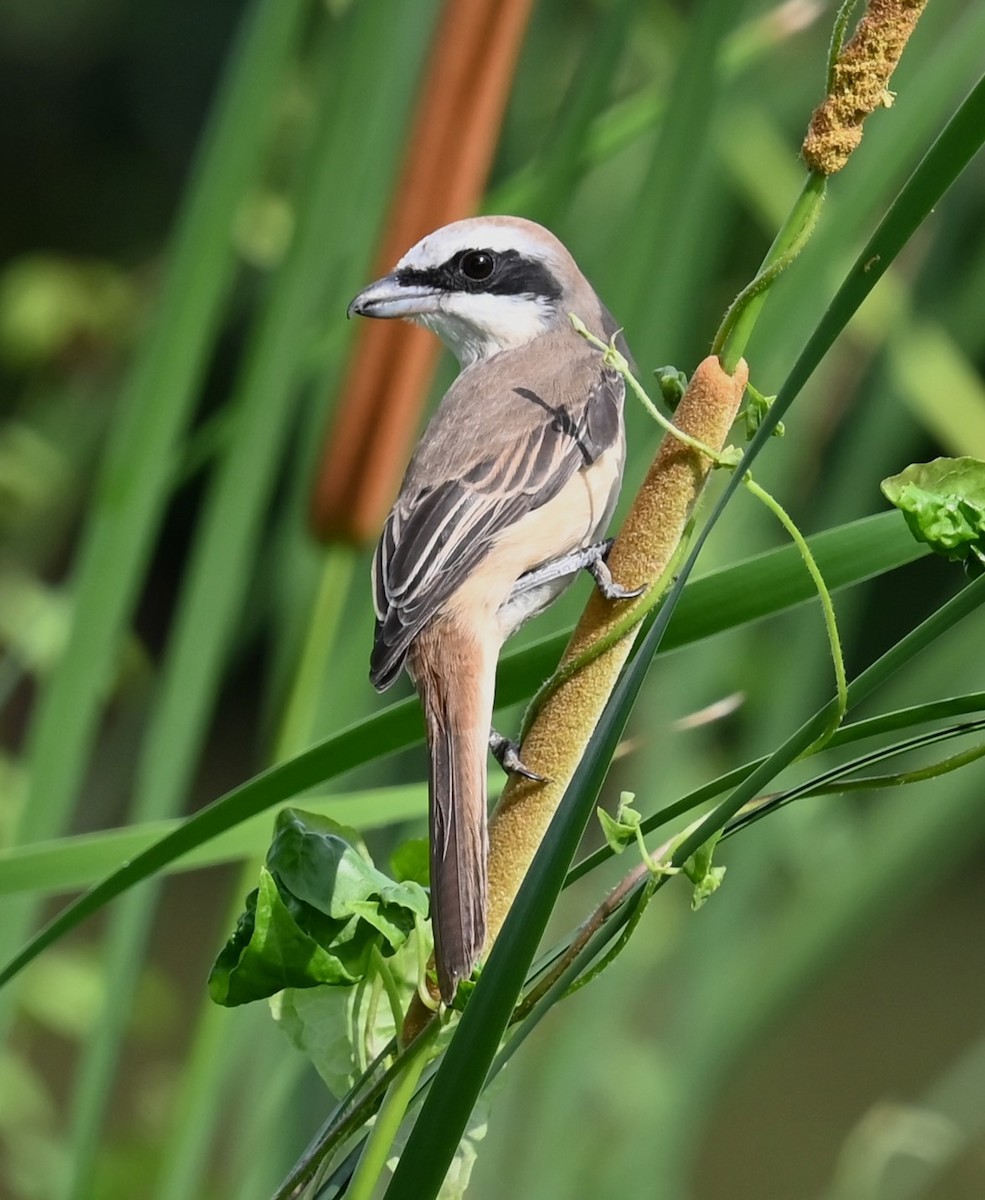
[209,810,427,1005]
[681,830,726,910]
[390,839,431,888]
[882,456,985,568]
[3,1,985,1199]
[596,791,643,855]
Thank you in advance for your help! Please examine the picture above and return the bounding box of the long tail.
[409,621,496,1004]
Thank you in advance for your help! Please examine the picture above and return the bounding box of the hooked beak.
[347,273,443,320]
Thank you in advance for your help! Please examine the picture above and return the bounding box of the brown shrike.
[348,216,635,1002]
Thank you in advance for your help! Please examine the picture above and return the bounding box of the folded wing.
[370,361,622,690]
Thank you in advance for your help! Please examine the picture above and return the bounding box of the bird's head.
[347,216,600,366]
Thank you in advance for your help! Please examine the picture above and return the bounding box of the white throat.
[417,293,555,367]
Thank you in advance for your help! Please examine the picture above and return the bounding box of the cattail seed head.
[802,0,928,175]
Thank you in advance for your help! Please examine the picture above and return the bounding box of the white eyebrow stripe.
[398,222,568,278]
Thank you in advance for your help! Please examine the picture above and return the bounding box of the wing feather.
[370,350,623,690]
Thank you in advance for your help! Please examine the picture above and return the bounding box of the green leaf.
[653,365,689,411]
[208,870,342,1005]
[741,381,784,439]
[270,936,422,1098]
[881,457,985,563]
[596,792,642,854]
[208,810,428,1006]
[682,831,726,910]
[390,838,430,888]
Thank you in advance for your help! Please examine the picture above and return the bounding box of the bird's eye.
[459,250,495,281]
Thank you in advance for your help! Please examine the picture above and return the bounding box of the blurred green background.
[1,0,984,1197]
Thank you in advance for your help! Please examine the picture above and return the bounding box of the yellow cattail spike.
[803,0,929,175]
[485,355,749,949]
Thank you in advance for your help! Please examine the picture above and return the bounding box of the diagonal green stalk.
[712,169,828,373]
[567,692,985,884]
[728,726,985,830]
[345,1034,431,1200]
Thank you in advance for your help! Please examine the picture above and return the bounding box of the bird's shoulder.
[404,329,624,492]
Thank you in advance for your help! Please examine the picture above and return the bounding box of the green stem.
[712,170,828,373]
[827,0,861,90]
[346,1035,432,1200]
[824,738,985,789]
[720,720,985,842]
[742,476,848,741]
[372,945,406,1035]
[274,546,356,762]
[563,875,655,999]
[573,316,730,461]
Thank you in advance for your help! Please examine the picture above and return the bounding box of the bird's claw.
[588,553,646,601]
[489,730,545,782]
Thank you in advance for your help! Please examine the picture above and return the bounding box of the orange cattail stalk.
[311,0,535,544]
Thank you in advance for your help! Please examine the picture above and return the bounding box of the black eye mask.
[396,248,562,301]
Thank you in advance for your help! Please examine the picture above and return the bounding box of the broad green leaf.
[270,936,424,1099]
[209,869,352,1005]
[271,986,361,1098]
[390,838,430,888]
[208,810,428,1006]
[881,457,985,563]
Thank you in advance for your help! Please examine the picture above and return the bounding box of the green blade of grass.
[724,719,985,834]
[619,0,740,356]
[567,690,985,884]
[0,783,429,899]
[671,571,985,868]
[7,0,309,961]
[515,0,638,226]
[0,511,928,988]
[381,411,735,1198]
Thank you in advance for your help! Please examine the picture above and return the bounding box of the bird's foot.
[576,538,646,601]
[509,540,644,603]
[489,730,545,782]
[587,550,646,601]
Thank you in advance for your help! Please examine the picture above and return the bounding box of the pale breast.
[443,441,624,641]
